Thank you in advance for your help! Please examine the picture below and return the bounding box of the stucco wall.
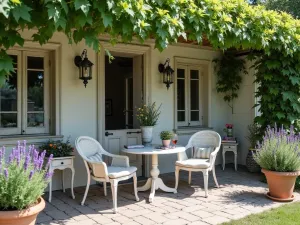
[1,31,254,191]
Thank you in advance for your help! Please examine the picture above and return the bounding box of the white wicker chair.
[175,130,221,197]
[75,136,139,213]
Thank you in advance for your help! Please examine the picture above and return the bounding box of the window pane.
[177,79,185,110]
[190,70,199,79]
[27,71,44,111]
[27,56,44,69]
[191,111,199,121]
[177,68,185,78]
[190,80,199,110]
[27,113,44,127]
[0,113,17,128]
[178,111,185,122]
[0,71,17,111]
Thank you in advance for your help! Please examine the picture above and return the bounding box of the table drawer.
[223,146,237,150]
[52,159,72,167]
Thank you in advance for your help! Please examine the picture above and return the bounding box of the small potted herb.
[39,139,74,158]
[0,141,53,225]
[160,131,173,147]
[254,125,300,201]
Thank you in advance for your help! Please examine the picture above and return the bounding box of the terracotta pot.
[262,169,300,200]
[162,140,171,147]
[0,197,45,225]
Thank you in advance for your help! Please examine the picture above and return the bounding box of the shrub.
[39,139,74,158]
[246,123,261,149]
[254,125,300,172]
[160,131,173,140]
[0,141,53,210]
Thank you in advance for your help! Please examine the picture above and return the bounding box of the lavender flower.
[24,153,31,171]
[4,168,8,180]
[29,170,34,180]
[44,171,53,180]
[46,154,53,169]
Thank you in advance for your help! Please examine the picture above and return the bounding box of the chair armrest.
[209,148,219,167]
[110,154,130,167]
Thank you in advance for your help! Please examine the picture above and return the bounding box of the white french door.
[104,54,144,176]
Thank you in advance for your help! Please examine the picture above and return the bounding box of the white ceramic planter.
[141,126,153,146]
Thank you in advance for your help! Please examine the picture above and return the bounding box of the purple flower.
[3,168,8,180]
[29,170,34,180]
[46,154,53,169]
[24,153,31,171]
[44,171,53,180]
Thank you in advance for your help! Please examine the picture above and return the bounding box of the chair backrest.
[178,130,221,161]
[75,136,109,163]
[186,130,221,150]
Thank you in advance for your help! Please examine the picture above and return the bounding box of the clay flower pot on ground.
[160,131,173,147]
[254,125,300,202]
[262,169,300,201]
[0,198,45,225]
[0,141,54,225]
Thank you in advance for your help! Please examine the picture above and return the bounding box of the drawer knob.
[61,162,64,165]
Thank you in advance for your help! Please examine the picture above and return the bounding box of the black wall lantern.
[158,58,174,90]
[74,49,94,88]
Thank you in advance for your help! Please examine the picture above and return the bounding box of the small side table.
[222,143,238,171]
[48,156,75,202]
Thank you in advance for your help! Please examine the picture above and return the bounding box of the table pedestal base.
[137,154,177,203]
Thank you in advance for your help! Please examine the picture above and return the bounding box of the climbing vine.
[213,52,247,113]
[1,0,300,130]
[252,51,300,132]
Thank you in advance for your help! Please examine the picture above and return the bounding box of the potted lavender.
[0,141,53,225]
[254,125,300,201]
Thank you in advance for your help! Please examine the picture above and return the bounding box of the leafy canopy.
[1,0,300,82]
[263,0,300,19]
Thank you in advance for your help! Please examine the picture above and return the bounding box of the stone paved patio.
[38,166,300,225]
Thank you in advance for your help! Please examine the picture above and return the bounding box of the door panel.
[104,129,142,176]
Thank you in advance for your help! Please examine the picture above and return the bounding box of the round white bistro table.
[122,145,185,203]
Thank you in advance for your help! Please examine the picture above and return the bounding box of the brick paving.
[38,167,300,225]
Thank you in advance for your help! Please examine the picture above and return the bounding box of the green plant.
[39,139,74,158]
[254,125,300,172]
[213,53,248,112]
[160,131,173,140]
[0,141,53,210]
[136,102,161,126]
[252,51,300,134]
[246,123,261,149]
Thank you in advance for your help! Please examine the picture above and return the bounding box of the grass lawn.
[223,202,300,225]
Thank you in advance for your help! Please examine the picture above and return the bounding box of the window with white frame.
[0,50,51,136]
[176,64,203,127]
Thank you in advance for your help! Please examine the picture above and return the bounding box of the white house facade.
[0,30,256,191]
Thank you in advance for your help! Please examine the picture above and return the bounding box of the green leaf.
[12,4,32,22]
[47,4,61,22]
[102,13,113,28]
[276,112,285,119]
[74,0,90,15]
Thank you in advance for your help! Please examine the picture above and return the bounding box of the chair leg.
[175,166,180,190]
[81,172,91,205]
[111,179,118,213]
[203,170,209,198]
[103,182,107,196]
[133,173,139,201]
[212,166,219,188]
[188,171,192,185]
